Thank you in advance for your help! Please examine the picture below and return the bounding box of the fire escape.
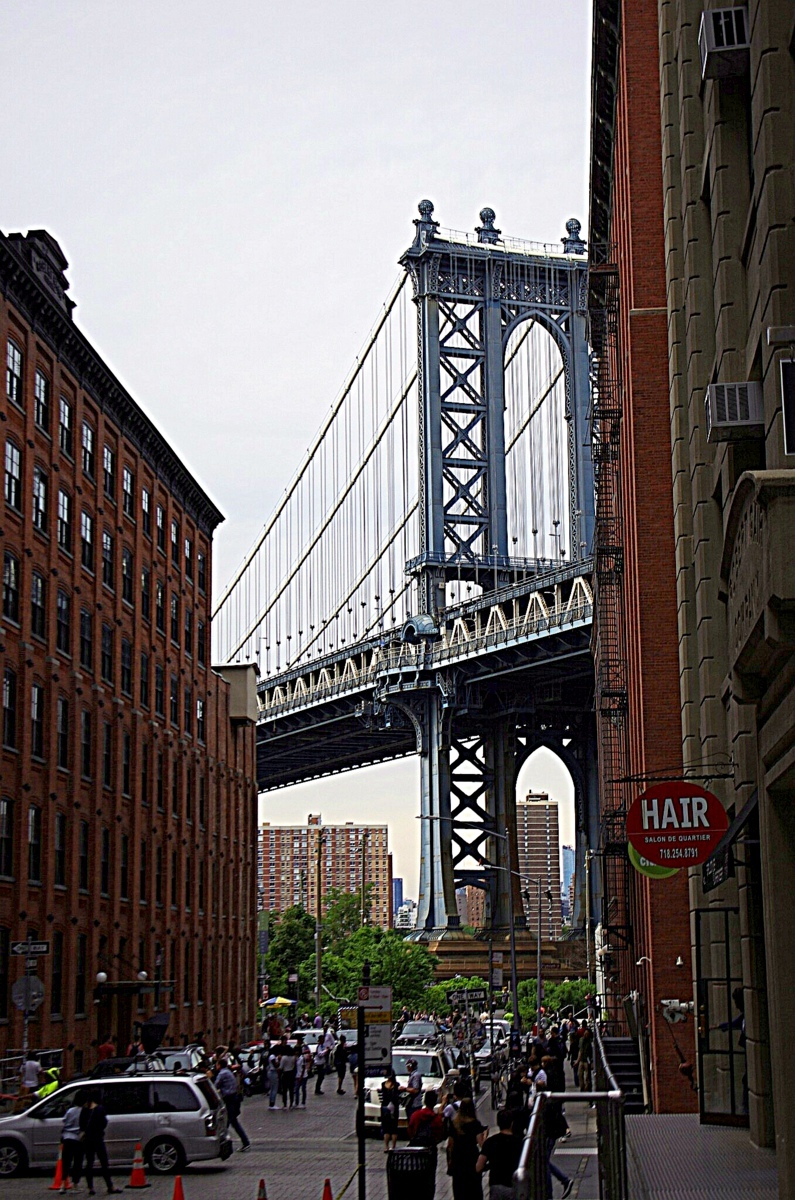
[588,243,632,1029]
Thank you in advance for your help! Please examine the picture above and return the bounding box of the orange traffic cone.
[322,1179,333,1200]
[171,1176,186,1200]
[48,1144,71,1190]
[256,1180,268,1200]
[125,1141,151,1189]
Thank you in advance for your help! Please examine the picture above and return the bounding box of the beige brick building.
[516,793,562,939]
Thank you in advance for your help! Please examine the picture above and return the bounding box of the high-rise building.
[561,845,575,921]
[395,900,418,931]
[258,816,392,928]
[392,877,404,919]
[516,793,562,938]
[0,229,259,1073]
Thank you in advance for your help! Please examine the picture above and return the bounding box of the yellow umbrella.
[261,996,296,1007]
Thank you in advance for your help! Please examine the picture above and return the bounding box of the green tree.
[299,927,436,1018]
[264,906,315,997]
[322,885,375,950]
[516,977,590,1025]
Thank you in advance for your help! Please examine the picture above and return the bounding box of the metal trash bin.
[386,1147,437,1200]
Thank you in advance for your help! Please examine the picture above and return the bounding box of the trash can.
[386,1147,436,1200]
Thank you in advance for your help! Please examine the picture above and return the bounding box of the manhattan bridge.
[214,203,606,938]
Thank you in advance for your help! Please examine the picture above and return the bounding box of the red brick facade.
[0,229,258,1073]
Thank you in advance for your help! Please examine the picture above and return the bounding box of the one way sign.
[11,941,49,956]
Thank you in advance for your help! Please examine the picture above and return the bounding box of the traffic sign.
[11,976,44,1013]
[626,783,729,868]
[11,941,49,956]
[358,985,392,1069]
[491,967,504,988]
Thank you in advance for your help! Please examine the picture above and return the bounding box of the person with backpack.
[408,1088,445,1146]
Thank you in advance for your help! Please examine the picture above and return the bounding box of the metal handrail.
[515,1086,628,1200]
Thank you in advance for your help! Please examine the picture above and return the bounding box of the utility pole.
[315,827,325,1010]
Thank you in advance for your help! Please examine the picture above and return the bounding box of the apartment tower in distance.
[516,793,562,939]
[258,815,392,928]
[0,229,259,1074]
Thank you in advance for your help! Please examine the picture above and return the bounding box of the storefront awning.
[702,790,758,893]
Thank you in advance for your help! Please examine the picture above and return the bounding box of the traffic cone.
[171,1176,185,1200]
[48,1144,71,1190]
[256,1180,268,1200]
[125,1141,151,1189]
[322,1179,333,1200]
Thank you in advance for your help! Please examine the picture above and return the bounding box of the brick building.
[588,0,696,1112]
[258,815,392,928]
[0,228,258,1073]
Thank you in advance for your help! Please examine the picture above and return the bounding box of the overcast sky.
[3,0,591,896]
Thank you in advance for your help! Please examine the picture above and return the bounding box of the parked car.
[393,1021,439,1048]
[362,1047,458,1131]
[0,1074,232,1178]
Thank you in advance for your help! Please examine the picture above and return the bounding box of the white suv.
[362,1046,458,1130]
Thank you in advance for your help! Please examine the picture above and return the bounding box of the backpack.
[411,1111,438,1148]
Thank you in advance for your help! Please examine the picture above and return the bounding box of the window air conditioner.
[699,7,750,78]
[705,381,764,443]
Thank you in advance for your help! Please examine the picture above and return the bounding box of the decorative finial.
[413,199,439,244]
[562,218,586,254]
[476,208,501,244]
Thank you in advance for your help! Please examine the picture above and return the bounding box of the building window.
[56,696,69,769]
[30,572,46,639]
[75,934,87,1015]
[80,510,94,571]
[51,930,63,1016]
[4,440,21,509]
[6,339,23,406]
[54,811,67,886]
[103,444,116,498]
[120,638,132,696]
[170,675,179,726]
[185,538,193,580]
[78,820,89,891]
[119,547,133,605]
[0,798,13,877]
[28,804,42,882]
[183,943,190,1001]
[100,827,110,895]
[102,529,114,588]
[170,852,178,907]
[197,620,206,668]
[171,763,179,818]
[141,742,149,805]
[80,709,92,778]
[170,519,179,566]
[103,721,113,788]
[57,488,72,551]
[156,751,164,811]
[198,775,206,827]
[197,946,204,1002]
[139,841,147,903]
[184,687,192,737]
[141,487,151,537]
[81,421,95,477]
[155,846,163,905]
[2,552,20,623]
[156,504,165,551]
[122,465,134,517]
[155,581,165,632]
[56,589,70,655]
[198,860,205,913]
[31,682,44,758]
[141,565,151,620]
[79,608,93,670]
[197,550,207,594]
[170,594,179,643]
[155,665,164,717]
[196,697,205,744]
[186,768,193,822]
[34,369,50,432]
[184,607,193,656]
[58,396,73,457]
[120,833,129,899]
[101,624,113,683]
[0,929,8,1020]
[32,466,48,532]
[184,856,192,910]
[122,729,131,796]
[140,652,149,708]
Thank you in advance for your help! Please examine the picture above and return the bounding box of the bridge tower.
[400,202,594,934]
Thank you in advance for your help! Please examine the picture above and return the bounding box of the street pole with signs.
[11,937,49,1064]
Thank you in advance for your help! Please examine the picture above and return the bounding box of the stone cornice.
[0,232,224,536]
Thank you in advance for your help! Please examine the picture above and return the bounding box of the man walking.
[404,1058,423,1120]
[334,1035,348,1094]
[215,1058,251,1151]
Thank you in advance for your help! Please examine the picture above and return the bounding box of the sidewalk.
[626,1114,778,1199]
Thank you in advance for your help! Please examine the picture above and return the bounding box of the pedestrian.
[80,1089,122,1195]
[476,1109,523,1200]
[97,1035,116,1062]
[266,1046,280,1109]
[18,1055,42,1095]
[404,1057,423,1119]
[446,1098,487,1200]
[294,1041,310,1107]
[334,1035,348,1094]
[408,1088,445,1148]
[314,1039,329,1094]
[59,1092,84,1194]
[278,1037,296,1108]
[215,1058,251,1151]
[576,1028,592,1092]
[538,1079,573,1198]
[380,1070,400,1153]
[349,1043,359,1096]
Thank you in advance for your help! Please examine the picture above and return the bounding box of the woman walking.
[446,1098,487,1200]
[266,1045,280,1109]
[80,1090,122,1195]
[380,1070,400,1153]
